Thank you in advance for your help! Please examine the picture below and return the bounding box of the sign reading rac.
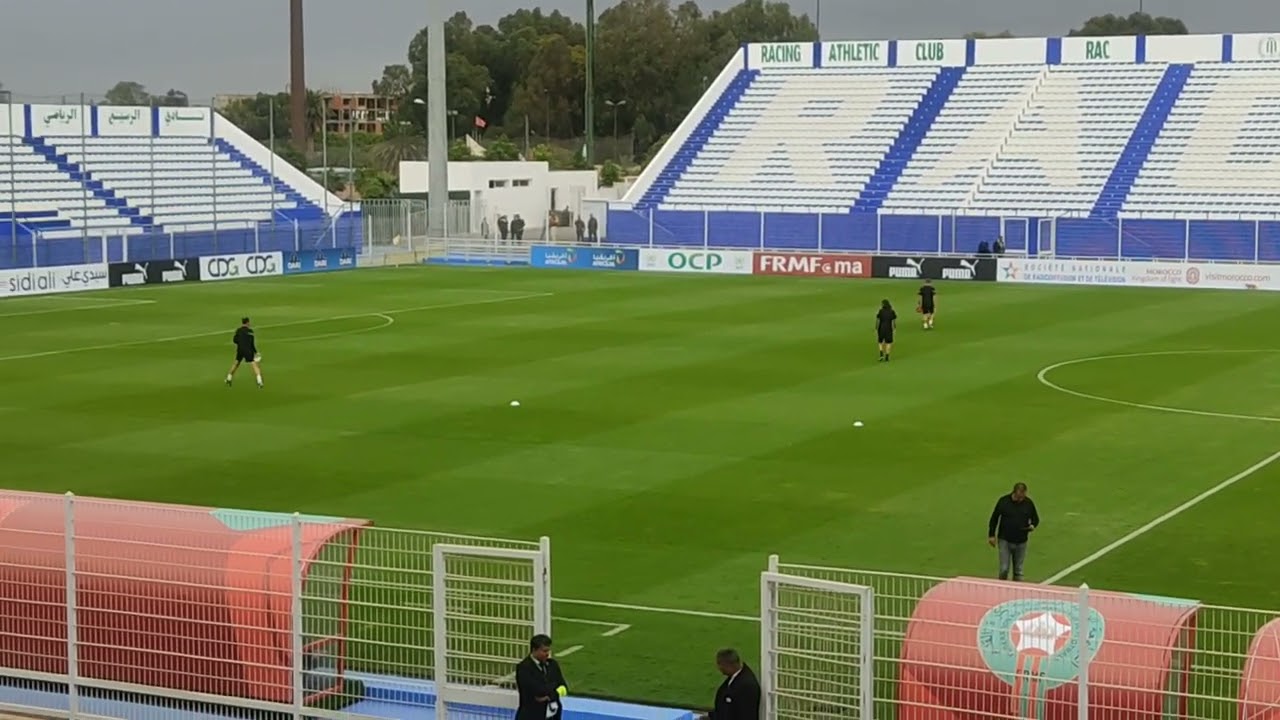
[1085,40,1111,60]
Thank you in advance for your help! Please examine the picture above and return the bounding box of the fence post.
[647,207,654,247]
[937,215,943,254]
[876,212,883,254]
[293,218,300,252]
[1116,218,1123,259]
[818,214,824,252]
[759,211,765,251]
[704,210,710,250]
[1077,583,1090,720]
[64,492,80,718]
[1256,220,1261,263]
[254,224,261,254]
[1183,219,1190,261]
[291,513,304,718]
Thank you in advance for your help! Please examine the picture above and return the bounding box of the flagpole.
[322,95,329,217]
[210,97,218,246]
[269,96,276,223]
[80,93,88,259]
[8,96,16,261]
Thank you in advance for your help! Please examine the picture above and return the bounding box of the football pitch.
[2,265,1279,708]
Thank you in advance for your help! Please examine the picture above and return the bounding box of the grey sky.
[0,0,1272,101]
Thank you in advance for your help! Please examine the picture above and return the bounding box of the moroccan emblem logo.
[1185,267,1200,285]
[977,599,1105,719]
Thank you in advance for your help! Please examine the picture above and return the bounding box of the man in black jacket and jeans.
[988,482,1040,581]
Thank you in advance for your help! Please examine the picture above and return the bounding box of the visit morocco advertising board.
[639,249,753,274]
[754,252,871,278]
[998,258,1280,291]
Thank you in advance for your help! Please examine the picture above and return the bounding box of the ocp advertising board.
[638,249,753,275]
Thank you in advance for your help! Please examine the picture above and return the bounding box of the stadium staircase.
[25,137,154,229]
[214,138,327,222]
[1089,63,1193,219]
[635,69,759,209]
[854,67,965,213]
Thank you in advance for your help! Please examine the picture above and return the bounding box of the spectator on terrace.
[511,214,526,241]
[575,216,586,243]
[994,236,1006,254]
[977,240,991,255]
[588,215,599,243]
[498,215,510,241]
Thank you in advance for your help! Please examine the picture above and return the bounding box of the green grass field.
[3,266,1280,710]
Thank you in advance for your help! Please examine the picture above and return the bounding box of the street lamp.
[414,97,459,139]
[604,99,627,162]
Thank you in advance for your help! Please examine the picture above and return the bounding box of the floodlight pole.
[426,20,448,237]
[585,0,596,167]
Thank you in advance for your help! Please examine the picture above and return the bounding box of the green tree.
[104,81,150,106]
[354,168,398,199]
[484,135,521,161]
[155,89,190,107]
[221,93,290,142]
[1069,12,1188,36]
[449,139,474,161]
[506,33,584,138]
[369,122,426,173]
[599,160,623,187]
[372,64,413,99]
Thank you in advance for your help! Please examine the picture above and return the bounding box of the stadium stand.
[0,104,355,268]
[615,34,1280,260]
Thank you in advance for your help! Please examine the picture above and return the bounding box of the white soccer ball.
[853,421,864,428]
[510,400,521,407]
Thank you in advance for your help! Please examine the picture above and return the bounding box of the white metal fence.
[769,556,1277,720]
[0,490,550,720]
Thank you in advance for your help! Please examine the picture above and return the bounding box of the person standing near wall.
[515,634,569,720]
[710,648,760,720]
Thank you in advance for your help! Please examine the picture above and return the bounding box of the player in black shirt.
[876,299,896,362]
[226,317,263,388]
[918,279,937,330]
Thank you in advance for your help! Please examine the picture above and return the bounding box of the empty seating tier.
[621,35,1280,257]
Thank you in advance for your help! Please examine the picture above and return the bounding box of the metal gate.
[431,543,551,720]
[760,571,874,720]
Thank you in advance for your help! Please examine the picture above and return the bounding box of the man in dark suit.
[711,648,760,720]
[515,634,568,720]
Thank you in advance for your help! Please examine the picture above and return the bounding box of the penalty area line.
[1042,448,1280,585]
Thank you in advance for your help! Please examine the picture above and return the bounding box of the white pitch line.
[555,597,756,622]
[1042,449,1280,585]
[0,292,554,363]
[1037,349,1280,423]
[556,645,584,658]
[558,617,631,637]
[0,297,156,318]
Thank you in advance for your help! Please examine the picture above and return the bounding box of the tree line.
[94,2,1191,198]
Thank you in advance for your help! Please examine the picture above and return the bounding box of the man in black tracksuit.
[988,482,1040,581]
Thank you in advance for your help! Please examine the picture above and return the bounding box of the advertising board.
[200,252,284,282]
[97,107,151,137]
[639,249,753,275]
[753,252,871,278]
[530,246,638,271]
[108,258,201,287]
[872,256,996,281]
[997,258,1280,291]
[0,264,109,298]
[283,248,358,275]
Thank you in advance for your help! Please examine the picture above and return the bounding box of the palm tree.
[305,89,327,152]
[369,123,426,173]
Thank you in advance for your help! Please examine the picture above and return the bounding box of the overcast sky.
[0,0,1272,101]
